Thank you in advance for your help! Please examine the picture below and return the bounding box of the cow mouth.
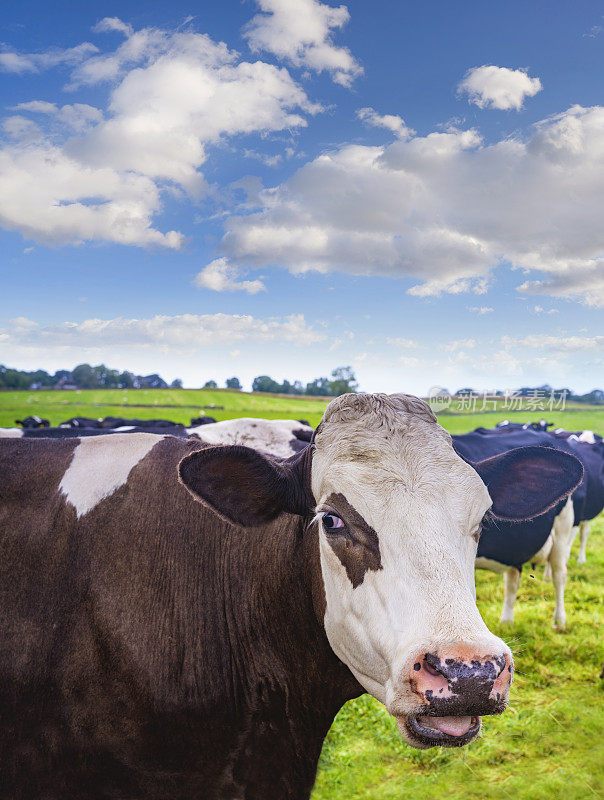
[401,714,481,748]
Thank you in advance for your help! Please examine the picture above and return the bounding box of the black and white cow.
[15,415,50,428]
[0,418,314,459]
[454,428,587,628]
[0,393,582,799]
[548,429,604,564]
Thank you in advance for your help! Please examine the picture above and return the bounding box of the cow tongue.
[419,715,473,737]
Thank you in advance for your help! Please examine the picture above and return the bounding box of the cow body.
[455,428,590,627]
[0,394,582,798]
[0,435,353,800]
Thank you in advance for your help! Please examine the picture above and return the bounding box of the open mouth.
[401,714,481,748]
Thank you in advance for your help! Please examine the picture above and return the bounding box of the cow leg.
[500,568,521,625]
[577,520,590,564]
[543,562,551,581]
[549,500,577,630]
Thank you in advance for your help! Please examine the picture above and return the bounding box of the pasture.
[1,387,603,798]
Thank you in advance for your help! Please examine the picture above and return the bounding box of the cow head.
[178,393,582,749]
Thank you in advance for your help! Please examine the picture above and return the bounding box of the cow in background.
[454,428,586,629]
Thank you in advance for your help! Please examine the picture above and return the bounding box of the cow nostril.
[423,653,447,678]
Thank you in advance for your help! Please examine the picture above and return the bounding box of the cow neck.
[212,444,363,798]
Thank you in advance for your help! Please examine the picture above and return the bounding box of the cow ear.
[178,445,311,527]
[473,446,583,522]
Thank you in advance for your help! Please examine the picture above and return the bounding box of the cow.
[495,419,553,432]
[0,418,314,459]
[185,417,314,458]
[454,428,586,628]
[15,415,50,428]
[0,393,582,799]
[547,431,604,565]
[58,416,186,430]
[189,415,217,426]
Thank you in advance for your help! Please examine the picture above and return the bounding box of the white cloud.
[444,338,476,352]
[0,143,182,248]
[386,337,420,348]
[214,105,604,306]
[0,312,325,350]
[92,17,134,37]
[12,101,103,132]
[532,305,558,314]
[0,20,319,247]
[2,115,41,141]
[243,0,362,87]
[467,306,493,314]
[501,334,604,353]
[0,43,98,74]
[457,65,542,111]
[357,107,414,139]
[194,258,266,294]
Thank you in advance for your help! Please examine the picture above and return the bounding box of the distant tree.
[252,375,282,393]
[203,380,218,389]
[305,377,331,396]
[328,366,358,397]
[118,371,136,389]
[72,363,97,389]
[170,379,183,389]
[53,369,72,383]
[455,387,475,396]
[226,377,242,390]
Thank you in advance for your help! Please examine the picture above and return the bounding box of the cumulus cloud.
[0,20,319,247]
[11,101,103,132]
[357,107,413,139]
[468,306,493,314]
[457,65,542,111]
[0,312,325,350]
[194,258,266,294]
[0,43,98,74]
[213,105,604,306]
[243,0,362,86]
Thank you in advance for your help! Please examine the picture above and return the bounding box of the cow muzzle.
[394,649,513,749]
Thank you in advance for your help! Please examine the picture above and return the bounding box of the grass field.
[1,388,603,797]
[1,387,603,433]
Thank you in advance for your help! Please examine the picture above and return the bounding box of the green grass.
[1,388,603,797]
[1,387,603,433]
[0,388,330,427]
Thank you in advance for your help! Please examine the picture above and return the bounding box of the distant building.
[54,377,79,390]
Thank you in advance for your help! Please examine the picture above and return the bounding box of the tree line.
[0,363,178,390]
[0,363,359,396]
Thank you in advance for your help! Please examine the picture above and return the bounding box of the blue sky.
[1,0,603,393]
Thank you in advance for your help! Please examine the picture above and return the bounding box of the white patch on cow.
[59,433,163,518]
[475,557,508,574]
[310,393,508,716]
[0,428,24,438]
[114,425,136,432]
[578,430,596,444]
[187,418,312,458]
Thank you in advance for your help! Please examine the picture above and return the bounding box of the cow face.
[178,393,582,749]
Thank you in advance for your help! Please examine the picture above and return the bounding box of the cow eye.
[322,514,345,531]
